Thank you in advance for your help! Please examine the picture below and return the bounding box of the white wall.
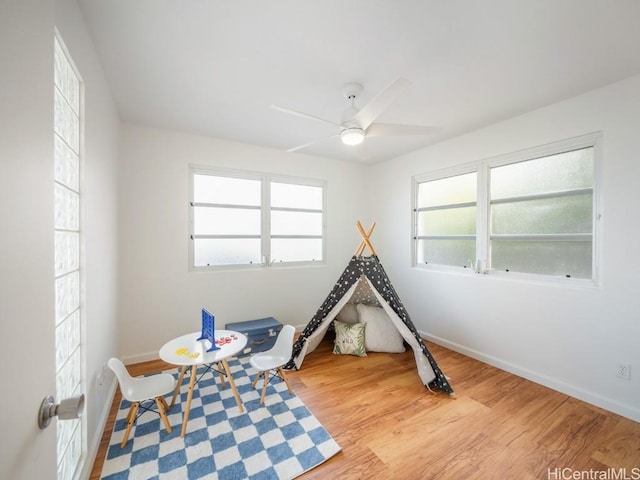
[54,0,122,474]
[370,74,640,422]
[0,1,121,478]
[118,124,369,362]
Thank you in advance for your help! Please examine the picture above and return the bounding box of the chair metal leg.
[121,402,139,448]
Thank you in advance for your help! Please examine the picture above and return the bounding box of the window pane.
[193,174,261,205]
[491,240,592,278]
[55,271,79,324]
[417,207,476,236]
[417,172,476,208]
[54,184,79,231]
[271,211,322,236]
[416,172,477,267]
[54,89,79,154]
[54,136,79,192]
[54,39,79,114]
[271,182,322,209]
[55,231,80,277]
[489,145,595,277]
[271,238,323,263]
[491,147,593,200]
[492,193,592,235]
[56,310,79,371]
[417,239,475,267]
[193,206,260,235]
[56,345,81,402]
[194,238,261,266]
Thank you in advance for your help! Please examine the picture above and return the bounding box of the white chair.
[250,324,296,404]
[107,357,176,447]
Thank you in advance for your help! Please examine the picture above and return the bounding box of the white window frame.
[413,132,602,286]
[189,166,326,271]
[412,164,479,271]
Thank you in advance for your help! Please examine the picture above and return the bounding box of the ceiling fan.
[270,77,439,153]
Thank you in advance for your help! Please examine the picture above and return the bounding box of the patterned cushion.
[332,320,367,356]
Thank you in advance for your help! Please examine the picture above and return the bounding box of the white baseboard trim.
[422,331,640,423]
[123,351,161,365]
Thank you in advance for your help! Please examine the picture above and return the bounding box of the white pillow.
[356,304,406,353]
[336,303,359,324]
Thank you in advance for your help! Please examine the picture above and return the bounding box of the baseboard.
[422,331,640,423]
[80,378,118,479]
[123,351,161,365]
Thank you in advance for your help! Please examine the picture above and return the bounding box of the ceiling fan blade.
[352,77,411,130]
[366,123,441,137]
[286,134,340,153]
[270,104,343,128]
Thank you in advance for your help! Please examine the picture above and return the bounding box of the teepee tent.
[285,222,453,395]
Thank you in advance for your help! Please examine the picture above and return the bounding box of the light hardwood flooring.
[90,338,640,479]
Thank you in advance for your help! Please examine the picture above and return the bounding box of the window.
[270,181,324,263]
[190,167,325,268]
[415,171,477,267]
[413,134,600,282]
[490,148,594,278]
[54,35,85,479]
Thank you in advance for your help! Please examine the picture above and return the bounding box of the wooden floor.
[90,338,640,479]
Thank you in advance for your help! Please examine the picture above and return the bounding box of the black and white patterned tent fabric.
[285,255,454,395]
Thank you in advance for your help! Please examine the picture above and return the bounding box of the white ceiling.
[78,0,640,164]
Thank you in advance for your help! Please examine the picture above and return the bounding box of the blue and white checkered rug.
[101,355,341,480]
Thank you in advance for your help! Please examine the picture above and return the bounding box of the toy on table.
[197,308,220,352]
[214,333,238,346]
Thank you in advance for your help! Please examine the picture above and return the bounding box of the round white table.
[159,330,247,437]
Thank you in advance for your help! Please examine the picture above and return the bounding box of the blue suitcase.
[225,317,283,356]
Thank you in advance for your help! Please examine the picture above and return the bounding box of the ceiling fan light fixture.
[340,127,365,146]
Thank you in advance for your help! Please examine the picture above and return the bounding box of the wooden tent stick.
[354,221,374,256]
[354,221,377,256]
[356,221,376,256]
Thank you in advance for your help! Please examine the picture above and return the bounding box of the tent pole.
[355,221,377,256]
